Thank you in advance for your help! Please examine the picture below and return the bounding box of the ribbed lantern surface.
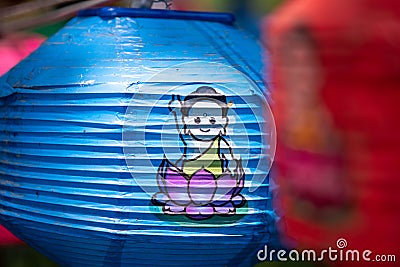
[0,7,277,267]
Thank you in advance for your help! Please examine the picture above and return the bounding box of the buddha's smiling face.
[183,100,228,141]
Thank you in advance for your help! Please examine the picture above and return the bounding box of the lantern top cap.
[78,7,235,25]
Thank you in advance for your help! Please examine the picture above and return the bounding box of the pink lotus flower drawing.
[152,158,246,220]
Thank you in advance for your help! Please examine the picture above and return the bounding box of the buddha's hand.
[168,94,182,112]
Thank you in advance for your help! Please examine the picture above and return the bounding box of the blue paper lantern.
[0,7,277,267]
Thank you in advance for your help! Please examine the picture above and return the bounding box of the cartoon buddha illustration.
[152,86,246,220]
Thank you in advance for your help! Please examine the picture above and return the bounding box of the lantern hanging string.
[130,0,172,9]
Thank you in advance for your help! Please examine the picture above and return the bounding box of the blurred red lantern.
[267,0,400,265]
